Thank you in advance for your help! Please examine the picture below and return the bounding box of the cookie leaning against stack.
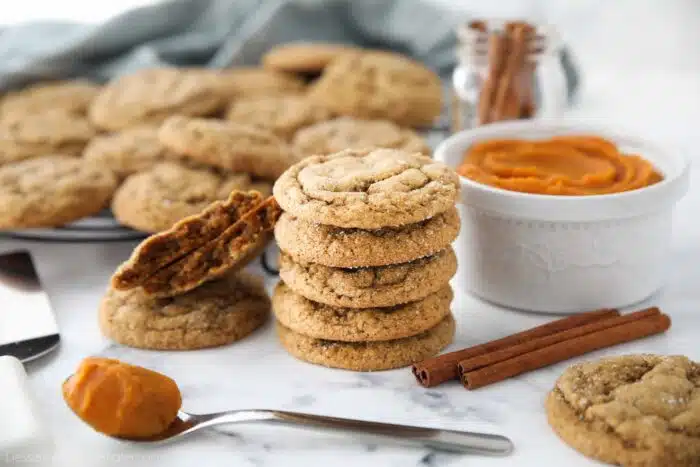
[101,190,281,350]
[272,148,461,371]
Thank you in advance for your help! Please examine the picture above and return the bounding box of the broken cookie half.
[112,190,281,297]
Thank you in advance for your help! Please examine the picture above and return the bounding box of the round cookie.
[293,117,430,156]
[273,148,460,229]
[278,247,457,308]
[214,67,306,98]
[0,155,117,228]
[0,80,100,120]
[82,126,178,180]
[308,51,443,127]
[0,112,97,165]
[158,116,299,180]
[112,162,270,233]
[225,95,332,141]
[546,354,700,466]
[99,271,270,350]
[88,68,226,131]
[273,281,452,342]
[262,42,361,74]
[277,314,455,371]
[275,207,460,268]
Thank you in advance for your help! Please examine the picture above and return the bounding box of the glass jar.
[451,20,568,132]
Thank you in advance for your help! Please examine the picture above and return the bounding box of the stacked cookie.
[272,148,461,371]
[99,190,281,350]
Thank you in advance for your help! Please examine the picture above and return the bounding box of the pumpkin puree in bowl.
[456,135,663,195]
[63,357,182,439]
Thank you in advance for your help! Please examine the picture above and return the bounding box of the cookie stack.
[272,148,461,371]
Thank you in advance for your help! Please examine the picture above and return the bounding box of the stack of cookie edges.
[272,147,461,371]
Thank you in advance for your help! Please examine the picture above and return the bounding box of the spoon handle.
[256,410,513,455]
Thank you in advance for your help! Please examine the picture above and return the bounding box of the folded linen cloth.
[0,0,579,99]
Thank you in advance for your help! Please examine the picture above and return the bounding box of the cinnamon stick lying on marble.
[460,309,671,390]
[411,308,619,388]
[458,307,660,376]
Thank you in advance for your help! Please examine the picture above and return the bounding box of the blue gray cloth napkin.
[0,0,578,98]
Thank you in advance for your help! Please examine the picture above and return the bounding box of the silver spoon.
[63,376,512,455]
[117,408,514,455]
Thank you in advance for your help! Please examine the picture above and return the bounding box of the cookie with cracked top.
[0,155,117,228]
[273,281,452,342]
[0,80,100,120]
[262,42,361,74]
[99,271,270,350]
[214,67,306,98]
[546,354,700,466]
[274,207,459,268]
[111,162,270,233]
[0,112,96,165]
[272,148,459,229]
[292,117,430,157]
[82,126,180,180]
[308,51,443,127]
[159,116,299,180]
[276,313,455,371]
[88,68,226,131]
[225,95,332,141]
[278,247,457,308]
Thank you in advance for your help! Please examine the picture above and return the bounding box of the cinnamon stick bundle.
[411,308,619,388]
[461,310,671,390]
[473,20,539,125]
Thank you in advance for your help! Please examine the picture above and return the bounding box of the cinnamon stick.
[492,22,529,121]
[519,24,537,118]
[411,308,619,388]
[461,312,671,390]
[458,307,660,374]
[477,32,509,125]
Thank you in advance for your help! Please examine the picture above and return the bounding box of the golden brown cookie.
[0,80,100,119]
[111,162,270,233]
[272,148,460,229]
[273,281,452,342]
[99,271,270,350]
[0,112,97,165]
[262,42,361,74]
[135,196,281,298]
[88,68,226,131]
[277,314,455,371]
[292,117,430,156]
[275,207,459,268]
[214,67,306,98]
[279,248,457,308]
[225,95,332,141]
[546,354,700,467]
[308,51,443,127]
[82,126,179,179]
[158,116,299,180]
[0,155,117,228]
[112,190,265,291]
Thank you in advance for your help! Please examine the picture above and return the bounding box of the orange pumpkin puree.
[456,135,663,195]
[63,357,182,439]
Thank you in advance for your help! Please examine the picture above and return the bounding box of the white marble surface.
[2,2,700,467]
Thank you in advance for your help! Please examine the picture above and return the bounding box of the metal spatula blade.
[0,250,60,362]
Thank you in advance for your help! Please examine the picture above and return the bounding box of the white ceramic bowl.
[434,120,690,313]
